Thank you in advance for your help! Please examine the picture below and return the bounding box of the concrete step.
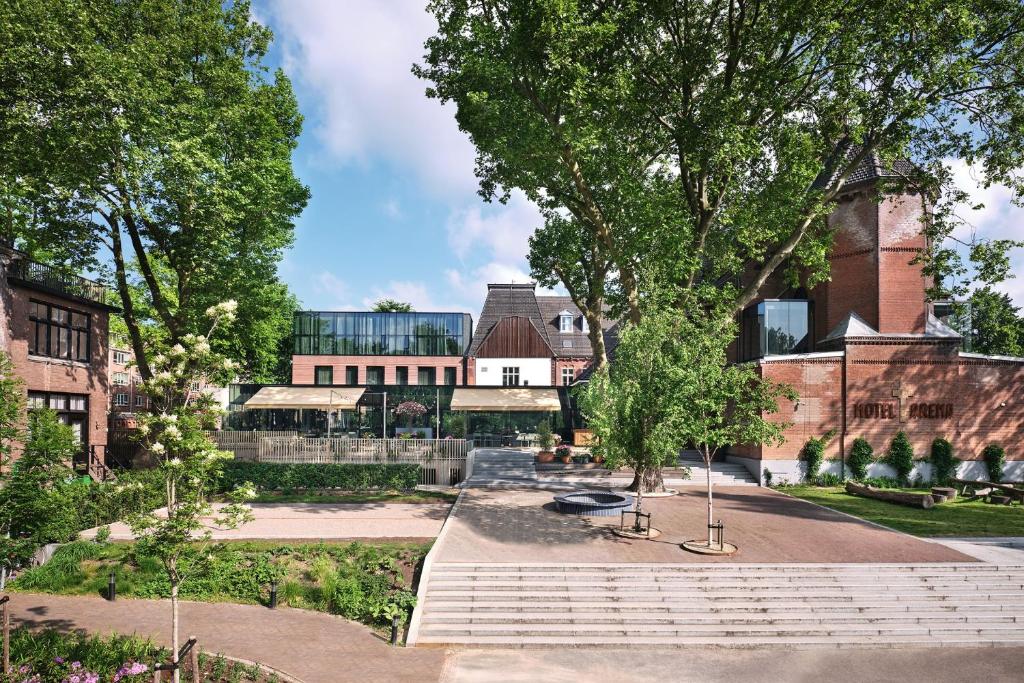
[418,622,1024,637]
[421,610,1023,624]
[423,600,1024,613]
[414,634,1024,649]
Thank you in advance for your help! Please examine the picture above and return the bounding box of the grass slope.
[784,485,1024,537]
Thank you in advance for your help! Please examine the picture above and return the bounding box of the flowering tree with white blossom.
[126,300,254,682]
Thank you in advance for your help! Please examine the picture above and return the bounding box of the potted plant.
[556,444,573,464]
[536,421,556,462]
[572,451,591,464]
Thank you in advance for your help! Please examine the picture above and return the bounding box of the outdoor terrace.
[5,253,116,308]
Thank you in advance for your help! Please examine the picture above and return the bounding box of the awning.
[243,386,364,410]
[450,387,561,412]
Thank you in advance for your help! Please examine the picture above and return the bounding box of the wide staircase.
[414,563,1024,648]
[466,450,538,488]
[675,450,758,486]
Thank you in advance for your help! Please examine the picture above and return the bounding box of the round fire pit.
[554,490,634,516]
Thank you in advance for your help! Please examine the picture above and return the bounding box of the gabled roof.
[536,296,614,358]
[820,312,879,343]
[814,146,918,191]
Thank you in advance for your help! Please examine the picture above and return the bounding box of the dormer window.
[580,316,589,333]
[558,310,574,333]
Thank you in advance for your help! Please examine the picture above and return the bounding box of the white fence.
[205,432,470,486]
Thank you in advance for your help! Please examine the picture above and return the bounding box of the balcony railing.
[7,257,114,307]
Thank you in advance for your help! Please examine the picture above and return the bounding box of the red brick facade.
[730,182,1024,480]
[1,251,112,461]
[291,355,464,386]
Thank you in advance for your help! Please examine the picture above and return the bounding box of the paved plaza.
[436,486,976,564]
[81,502,450,541]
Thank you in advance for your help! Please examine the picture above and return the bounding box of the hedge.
[218,462,419,492]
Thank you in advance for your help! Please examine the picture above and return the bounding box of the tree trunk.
[627,467,665,494]
[845,482,934,509]
[706,459,714,545]
[585,308,607,369]
[171,578,180,683]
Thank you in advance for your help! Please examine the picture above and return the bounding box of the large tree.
[0,0,308,387]
[418,0,1024,341]
[969,286,1024,356]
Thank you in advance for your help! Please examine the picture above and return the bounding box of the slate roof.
[468,283,612,359]
[815,146,918,190]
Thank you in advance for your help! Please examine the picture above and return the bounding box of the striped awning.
[243,386,364,410]
[450,387,561,411]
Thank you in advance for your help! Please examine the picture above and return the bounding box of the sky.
[255,1,1024,315]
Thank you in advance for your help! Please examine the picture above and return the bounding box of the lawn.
[246,489,458,505]
[11,539,430,630]
[782,485,1024,537]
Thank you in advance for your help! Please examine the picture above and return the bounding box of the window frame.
[561,367,575,386]
[501,366,520,387]
[29,300,90,362]
[314,365,334,386]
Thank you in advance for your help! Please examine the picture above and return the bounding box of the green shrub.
[884,431,915,485]
[982,443,1006,482]
[763,469,773,486]
[861,476,902,489]
[801,437,827,483]
[818,472,843,487]
[8,628,161,678]
[219,462,419,492]
[929,438,959,486]
[847,438,874,480]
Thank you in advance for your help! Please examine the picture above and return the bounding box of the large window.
[27,391,88,448]
[113,350,128,365]
[395,366,409,385]
[561,367,575,386]
[114,392,129,407]
[314,366,333,385]
[444,367,457,386]
[113,371,129,386]
[418,367,436,385]
[366,366,384,384]
[502,366,520,387]
[345,366,359,385]
[29,301,90,362]
[740,300,813,361]
[292,312,472,356]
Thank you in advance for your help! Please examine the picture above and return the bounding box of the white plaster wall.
[474,358,551,386]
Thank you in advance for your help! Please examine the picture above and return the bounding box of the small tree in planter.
[536,420,556,461]
[127,301,254,683]
[395,401,428,432]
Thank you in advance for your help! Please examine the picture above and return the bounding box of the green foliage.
[763,469,773,487]
[861,476,903,489]
[579,310,790,497]
[884,432,915,485]
[0,0,308,384]
[818,472,843,487]
[13,540,426,630]
[443,412,467,438]
[6,627,161,679]
[929,438,960,487]
[536,420,555,450]
[0,350,23,463]
[847,438,875,481]
[801,437,827,483]
[982,443,1006,483]
[418,0,1024,333]
[219,462,419,493]
[371,299,413,312]
[969,287,1024,356]
[94,525,111,544]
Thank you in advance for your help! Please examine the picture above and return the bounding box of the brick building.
[466,283,612,387]
[727,155,1024,483]
[0,244,118,476]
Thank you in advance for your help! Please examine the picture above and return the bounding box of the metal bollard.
[269,580,277,609]
[108,572,116,602]
[390,615,400,646]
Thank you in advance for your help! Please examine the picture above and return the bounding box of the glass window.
[345,366,359,385]
[366,366,384,385]
[502,367,520,387]
[28,300,89,361]
[395,366,409,385]
[740,300,812,360]
[292,311,471,356]
[27,392,46,409]
[559,314,572,333]
[114,351,128,365]
[561,367,575,386]
[114,393,129,406]
[114,371,128,385]
[418,367,436,385]
[314,366,333,385]
[444,367,457,386]
[135,394,146,407]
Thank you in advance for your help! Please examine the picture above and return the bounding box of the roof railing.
[7,256,114,306]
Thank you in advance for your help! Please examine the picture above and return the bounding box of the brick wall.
[4,285,110,452]
[292,355,464,385]
[553,358,593,386]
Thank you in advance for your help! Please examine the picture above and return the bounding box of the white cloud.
[311,270,352,309]
[382,198,403,220]
[446,190,542,261]
[362,280,470,312]
[266,0,478,197]
[947,159,1024,306]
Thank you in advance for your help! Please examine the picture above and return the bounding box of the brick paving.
[9,593,446,683]
[436,487,977,563]
[80,503,450,541]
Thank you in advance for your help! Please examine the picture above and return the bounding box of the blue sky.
[255,1,1024,314]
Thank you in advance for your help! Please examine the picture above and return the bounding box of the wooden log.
[931,493,948,504]
[931,487,957,502]
[845,482,935,509]
[952,479,1024,502]
[988,495,1011,506]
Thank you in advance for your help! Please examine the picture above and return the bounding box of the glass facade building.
[293,311,473,356]
[740,300,813,361]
